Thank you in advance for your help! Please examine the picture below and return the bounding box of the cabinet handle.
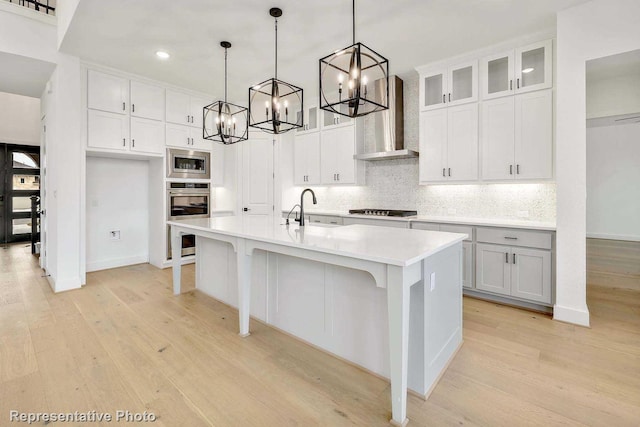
[448,93,451,102]
[504,236,518,240]
[132,139,135,148]
[516,164,520,174]
[505,253,509,263]
[517,78,520,89]
[510,164,513,175]
[123,138,126,147]
[132,104,135,113]
[443,94,446,103]
[122,102,125,111]
[442,168,446,177]
[448,168,451,177]
[187,115,190,123]
[513,253,517,264]
[510,80,513,91]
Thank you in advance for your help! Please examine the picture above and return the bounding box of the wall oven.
[166,148,211,180]
[167,182,210,259]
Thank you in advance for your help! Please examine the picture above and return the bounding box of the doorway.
[0,143,41,244]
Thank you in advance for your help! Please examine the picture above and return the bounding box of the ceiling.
[0,52,56,98]
[60,0,589,102]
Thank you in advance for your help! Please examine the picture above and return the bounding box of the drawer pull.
[504,236,518,240]
[505,253,509,263]
[513,253,517,264]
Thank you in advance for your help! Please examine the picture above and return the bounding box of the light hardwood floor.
[1,241,639,426]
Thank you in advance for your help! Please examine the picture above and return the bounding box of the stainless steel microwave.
[166,148,210,179]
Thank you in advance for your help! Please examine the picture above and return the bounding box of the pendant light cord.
[224,47,228,103]
[274,16,278,80]
[352,0,355,44]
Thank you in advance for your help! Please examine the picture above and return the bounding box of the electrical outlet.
[430,272,436,291]
[517,210,530,218]
[110,230,121,240]
[447,208,457,215]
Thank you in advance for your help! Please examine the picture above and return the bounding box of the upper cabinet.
[130,81,165,121]
[481,39,552,100]
[166,90,208,129]
[321,105,353,129]
[419,60,478,111]
[296,99,320,134]
[88,70,128,114]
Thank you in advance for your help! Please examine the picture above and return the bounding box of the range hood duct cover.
[354,75,418,161]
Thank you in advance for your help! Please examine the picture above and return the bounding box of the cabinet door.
[514,90,552,180]
[475,243,511,296]
[447,103,478,181]
[191,128,212,151]
[333,126,357,184]
[419,109,447,182]
[447,60,478,106]
[165,123,191,148]
[510,247,551,304]
[321,108,353,129]
[515,40,552,94]
[87,109,129,151]
[190,96,209,129]
[420,67,447,111]
[87,70,128,114]
[293,134,310,185]
[166,90,191,125]
[296,102,320,133]
[462,241,474,289]
[481,51,515,100]
[130,80,165,121]
[320,134,337,184]
[130,117,164,155]
[481,97,515,180]
[211,143,225,186]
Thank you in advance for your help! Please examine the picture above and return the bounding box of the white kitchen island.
[169,217,466,426]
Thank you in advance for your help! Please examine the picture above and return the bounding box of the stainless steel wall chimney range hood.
[354,75,419,161]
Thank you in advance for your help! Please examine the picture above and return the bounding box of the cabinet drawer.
[309,215,343,225]
[440,224,473,241]
[411,222,440,231]
[476,227,552,249]
[343,217,410,228]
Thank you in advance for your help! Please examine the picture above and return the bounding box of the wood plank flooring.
[0,241,639,426]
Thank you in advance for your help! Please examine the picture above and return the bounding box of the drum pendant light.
[248,7,303,134]
[319,0,389,118]
[203,41,249,144]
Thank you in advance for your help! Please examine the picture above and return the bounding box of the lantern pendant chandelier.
[248,7,303,134]
[319,0,389,118]
[203,41,249,145]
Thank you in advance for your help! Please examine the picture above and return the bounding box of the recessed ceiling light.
[156,51,170,59]
[522,67,534,73]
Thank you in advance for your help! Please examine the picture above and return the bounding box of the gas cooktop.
[348,209,417,217]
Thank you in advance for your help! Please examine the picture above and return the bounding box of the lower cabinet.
[476,243,552,304]
[342,217,410,228]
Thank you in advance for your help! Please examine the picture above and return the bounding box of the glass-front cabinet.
[419,60,478,111]
[296,99,320,134]
[481,39,552,100]
[321,105,353,129]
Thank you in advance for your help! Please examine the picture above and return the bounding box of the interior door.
[0,146,5,243]
[241,133,274,230]
[40,119,47,269]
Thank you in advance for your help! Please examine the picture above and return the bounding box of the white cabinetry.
[480,39,552,100]
[475,227,552,304]
[419,103,478,183]
[130,81,165,121]
[418,60,478,111]
[211,143,224,186]
[88,70,128,114]
[342,217,410,228]
[320,125,363,185]
[321,107,353,129]
[87,70,166,156]
[166,123,209,151]
[481,90,552,180]
[293,132,321,185]
[166,90,208,129]
[295,101,320,134]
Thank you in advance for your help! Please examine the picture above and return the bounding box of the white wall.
[586,122,640,241]
[86,157,150,272]
[587,73,640,119]
[556,0,640,326]
[56,0,80,48]
[0,91,41,145]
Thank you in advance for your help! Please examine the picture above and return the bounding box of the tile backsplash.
[292,70,557,223]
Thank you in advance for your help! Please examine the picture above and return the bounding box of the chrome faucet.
[297,188,317,226]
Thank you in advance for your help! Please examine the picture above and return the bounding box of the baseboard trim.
[86,255,149,272]
[587,232,640,242]
[553,304,590,327]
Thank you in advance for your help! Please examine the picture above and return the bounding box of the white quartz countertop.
[286,210,556,231]
[168,217,466,267]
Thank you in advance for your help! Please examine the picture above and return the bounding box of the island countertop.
[168,217,466,267]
